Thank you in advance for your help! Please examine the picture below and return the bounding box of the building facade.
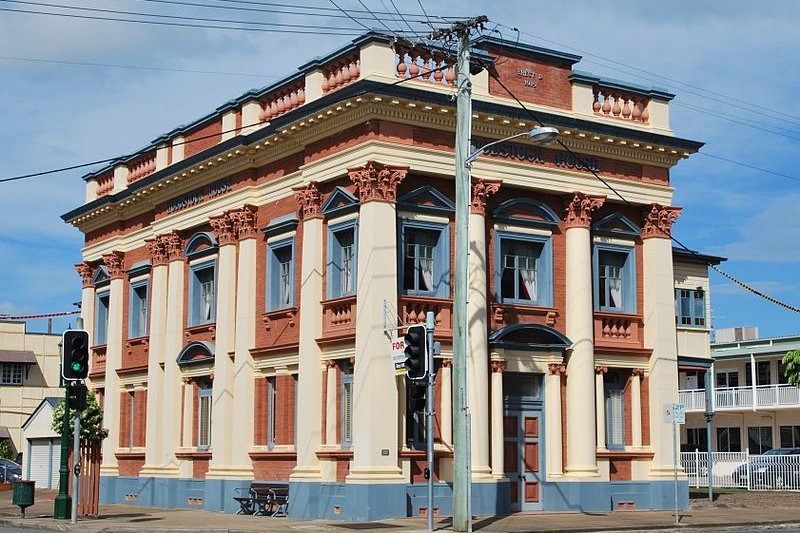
[0,321,63,476]
[62,32,703,519]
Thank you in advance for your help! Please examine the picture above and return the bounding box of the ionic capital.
[491,360,507,373]
[548,363,566,375]
[595,365,609,375]
[632,368,646,378]
[440,358,453,369]
[324,359,338,370]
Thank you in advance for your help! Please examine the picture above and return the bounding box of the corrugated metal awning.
[0,426,11,439]
[0,349,36,364]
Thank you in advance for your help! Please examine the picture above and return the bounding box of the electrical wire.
[0,310,81,320]
[0,55,277,78]
[477,53,800,315]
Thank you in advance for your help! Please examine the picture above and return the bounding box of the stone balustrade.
[259,83,306,122]
[322,54,360,93]
[96,170,114,197]
[127,152,157,184]
[592,87,650,123]
[593,312,643,346]
[399,296,453,338]
[395,45,455,87]
[321,295,357,340]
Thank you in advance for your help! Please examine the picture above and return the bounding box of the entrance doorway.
[503,372,544,512]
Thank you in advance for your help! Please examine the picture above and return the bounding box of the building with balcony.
[681,327,800,454]
[62,31,704,519]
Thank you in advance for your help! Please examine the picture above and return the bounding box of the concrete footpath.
[3,489,800,533]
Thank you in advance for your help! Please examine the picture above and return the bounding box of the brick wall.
[486,46,574,110]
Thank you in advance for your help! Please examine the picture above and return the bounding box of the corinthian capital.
[293,181,323,220]
[564,192,605,228]
[209,213,237,246]
[75,262,94,288]
[102,252,125,279]
[229,204,259,239]
[145,237,169,266]
[642,203,682,239]
[471,178,502,214]
[348,161,408,204]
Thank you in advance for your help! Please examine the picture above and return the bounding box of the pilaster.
[595,366,608,451]
[468,178,500,480]
[563,192,604,478]
[631,368,645,448]
[140,238,169,476]
[207,213,237,476]
[230,205,258,475]
[161,231,184,473]
[75,263,96,348]
[643,204,681,476]
[100,252,124,476]
[439,359,452,446]
[348,162,406,482]
[546,363,566,478]
[292,183,325,482]
[490,360,506,480]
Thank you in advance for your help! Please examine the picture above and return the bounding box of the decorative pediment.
[176,341,215,367]
[261,213,299,239]
[92,265,110,287]
[488,323,571,351]
[321,186,359,217]
[184,232,218,259]
[493,198,559,229]
[593,213,641,237]
[397,186,455,216]
[127,260,152,278]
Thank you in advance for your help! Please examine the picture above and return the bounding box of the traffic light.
[404,324,428,381]
[62,329,90,381]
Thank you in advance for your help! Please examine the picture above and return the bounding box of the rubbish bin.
[11,480,35,517]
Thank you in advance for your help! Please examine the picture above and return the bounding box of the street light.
[452,122,559,530]
[464,126,560,167]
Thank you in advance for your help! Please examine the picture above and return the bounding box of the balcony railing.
[679,384,800,412]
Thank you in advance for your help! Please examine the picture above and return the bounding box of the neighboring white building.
[0,321,62,461]
[21,397,62,489]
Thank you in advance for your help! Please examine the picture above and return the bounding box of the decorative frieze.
[348,161,408,204]
[642,203,682,239]
[470,178,501,214]
[293,182,322,219]
[102,252,125,279]
[75,262,94,288]
[564,192,605,228]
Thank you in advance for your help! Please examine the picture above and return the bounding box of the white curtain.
[201,281,213,321]
[280,262,291,306]
[420,254,433,290]
[608,267,622,307]
[520,266,537,301]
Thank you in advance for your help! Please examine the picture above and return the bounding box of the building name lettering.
[516,69,544,88]
[472,139,544,164]
[166,178,232,214]
[555,152,600,173]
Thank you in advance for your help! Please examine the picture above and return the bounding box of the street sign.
[391,336,407,376]
[663,402,685,424]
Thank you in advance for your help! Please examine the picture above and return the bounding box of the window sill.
[262,307,297,330]
[126,336,149,347]
[175,450,212,460]
[250,450,298,460]
[596,450,655,460]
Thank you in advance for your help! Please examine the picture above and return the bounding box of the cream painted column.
[230,206,259,474]
[546,363,565,477]
[140,239,169,475]
[207,214,238,475]
[160,232,185,471]
[631,369,644,448]
[468,178,500,480]
[348,162,406,482]
[490,360,506,479]
[291,183,325,482]
[325,360,338,446]
[75,263,96,346]
[99,252,125,476]
[595,366,607,450]
[564,192,605,478]
[642,204,682,475]
[440,359,453,446]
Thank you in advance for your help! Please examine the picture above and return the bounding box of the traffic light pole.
[425,311,435,533]
[54,384,71,519]
[71,391,81,524]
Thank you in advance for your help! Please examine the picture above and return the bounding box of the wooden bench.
[233,482,289,516]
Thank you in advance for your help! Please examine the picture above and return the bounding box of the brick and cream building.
[62,32,703,519]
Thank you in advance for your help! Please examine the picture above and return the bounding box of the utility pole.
[428,15,486,533]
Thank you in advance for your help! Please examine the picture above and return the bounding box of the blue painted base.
[100,475,688,520]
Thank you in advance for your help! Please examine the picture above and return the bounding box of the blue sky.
[0,0,797,338]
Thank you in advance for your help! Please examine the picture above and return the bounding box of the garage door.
[27,439,58,489]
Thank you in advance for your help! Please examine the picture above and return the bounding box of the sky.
[0,0,797,339]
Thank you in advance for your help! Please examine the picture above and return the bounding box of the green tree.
[51,390,109,443]
[781,350,800,386]
[0,440,13,460]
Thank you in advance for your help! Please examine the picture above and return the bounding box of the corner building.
[63,32,702,519]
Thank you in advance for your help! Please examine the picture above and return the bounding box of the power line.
[477,53,800,315]
[673,101,800,143]
[0,55,277,78]
[698,151,800,184]
[327,0,370,31]
[0,5,365,34]
[4,0,365,32]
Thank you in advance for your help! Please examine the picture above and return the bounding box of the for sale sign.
[391,336,407,376]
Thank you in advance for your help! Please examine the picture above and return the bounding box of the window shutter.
[328,229,342,299]
[434,225,450,298]
[623,249,636,313]
[606,388,625,450]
